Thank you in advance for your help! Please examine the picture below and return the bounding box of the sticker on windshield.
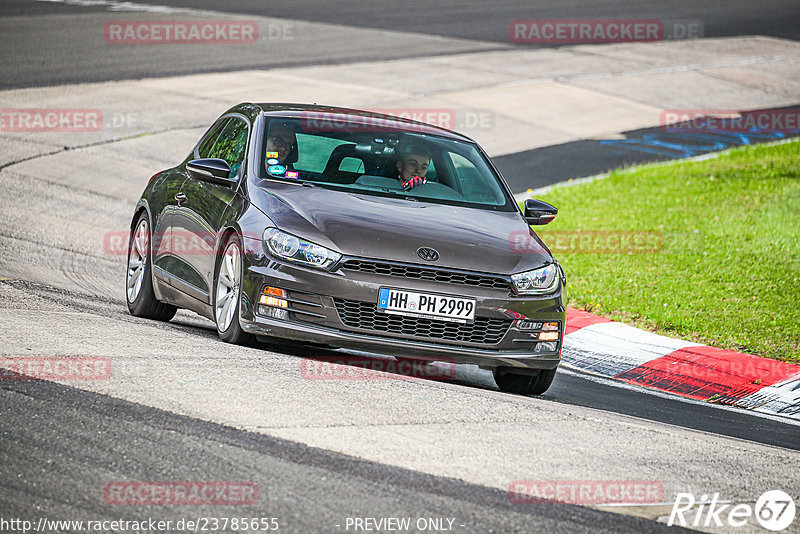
[268,164,286,175]
[266,151,279,159]
[285,171,299,179]
[266,158,279,165]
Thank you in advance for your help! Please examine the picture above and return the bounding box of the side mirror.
[524,199,558,225]
[186,158,236,187]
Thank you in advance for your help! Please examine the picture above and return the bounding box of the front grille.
[333,298,511,345]
[341,259,510,291]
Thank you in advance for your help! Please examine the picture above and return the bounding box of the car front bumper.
[238,245,566,371]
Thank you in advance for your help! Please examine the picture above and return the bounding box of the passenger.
[395,145,431,190]
[265,121,299,171]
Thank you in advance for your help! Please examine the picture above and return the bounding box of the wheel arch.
[131,199,151,230]
[214,224,243,262]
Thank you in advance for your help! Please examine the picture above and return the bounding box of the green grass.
[530,140,800,363]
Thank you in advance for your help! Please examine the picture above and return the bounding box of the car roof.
[252,102,475,142]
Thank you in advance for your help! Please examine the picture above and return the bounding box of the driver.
[395,145,431,191]
[265,121,299,172]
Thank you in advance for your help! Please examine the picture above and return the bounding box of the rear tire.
[126,212,177,321]
[494,367,557,395]
[213,234,253,345]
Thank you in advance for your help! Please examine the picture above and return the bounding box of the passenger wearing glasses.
[265,121,299,173]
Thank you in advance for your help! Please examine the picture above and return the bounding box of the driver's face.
[266,126,297,164]
[397,154,430,182]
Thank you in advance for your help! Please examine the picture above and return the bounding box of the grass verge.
[531,139,800,363]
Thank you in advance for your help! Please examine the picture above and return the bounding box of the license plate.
[377,288,476,323]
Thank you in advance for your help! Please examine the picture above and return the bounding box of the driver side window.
[197,117,249,177]
[197,119,228,158]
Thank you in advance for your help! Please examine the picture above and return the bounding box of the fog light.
[518,321,542,330]
[542,322,559,331]
[534,341,558,353]
[538,331,559,341]
[260,305,289,320]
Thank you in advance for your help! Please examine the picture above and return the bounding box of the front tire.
[494,367,557,395]
[213,234,252,345]
[126,213,177,321]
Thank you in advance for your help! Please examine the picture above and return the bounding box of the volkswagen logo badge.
[416,247,440,261]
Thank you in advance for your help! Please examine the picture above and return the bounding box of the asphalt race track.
[1,369,690,534]
[146,0,800,43]
[1,2,800,533]
[4,0,800,88]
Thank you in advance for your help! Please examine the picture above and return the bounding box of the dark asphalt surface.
[494,109,800,192]
[3,0,800,89]
[547,371,800,451]
[0,374,691,534]
[78,0,800,43]
[0,0,502,90]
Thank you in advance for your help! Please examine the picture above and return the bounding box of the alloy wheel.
[215,241,241,332]
[126,219,148,303]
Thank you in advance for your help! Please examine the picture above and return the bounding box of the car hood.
[250,181,552,274]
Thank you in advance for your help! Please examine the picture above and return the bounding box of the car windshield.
[258,116,516,211]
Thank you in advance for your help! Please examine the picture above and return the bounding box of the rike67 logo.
[668,490,796,531]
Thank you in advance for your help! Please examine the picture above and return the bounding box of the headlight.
[511,264,560,295]
[263,228,341,270]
